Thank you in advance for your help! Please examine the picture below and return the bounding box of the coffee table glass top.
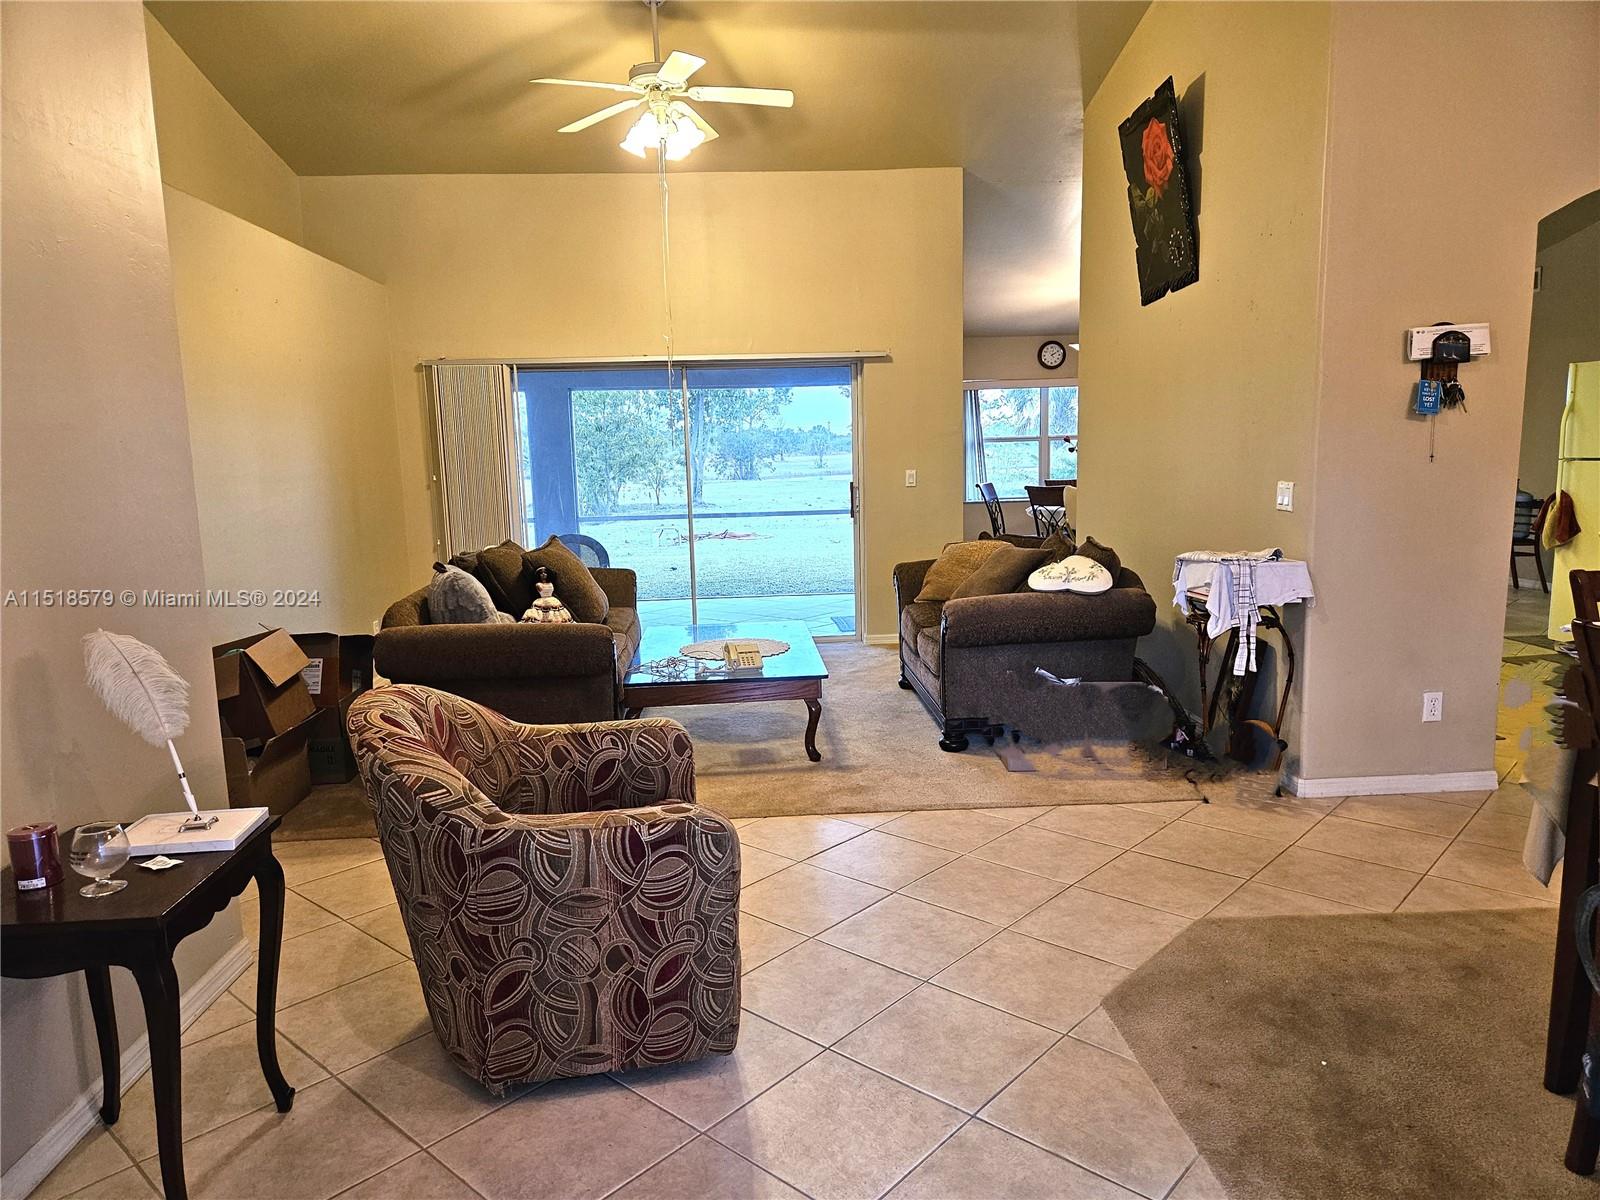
[626,621,829,687]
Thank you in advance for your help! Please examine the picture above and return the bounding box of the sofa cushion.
[1077,537,1121,577]
[914,539,1008,603]
[523,536,610,624]
[428,564,514,625]
[916,627,942,675]
[605,607,642,687]
[951,545,1051,598]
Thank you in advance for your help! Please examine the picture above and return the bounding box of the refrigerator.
[1549,360,1600,640]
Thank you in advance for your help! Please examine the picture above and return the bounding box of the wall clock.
[1038,340,1067,370]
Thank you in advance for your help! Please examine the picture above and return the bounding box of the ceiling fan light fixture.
[620,108,705,161]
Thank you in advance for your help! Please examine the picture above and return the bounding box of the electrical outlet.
[1275,481,1294,512]
[905,469,917,487]
[1421,691,1444,722]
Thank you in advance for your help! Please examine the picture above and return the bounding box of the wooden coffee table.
[622,620,830,761]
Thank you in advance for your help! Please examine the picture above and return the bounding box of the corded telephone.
[723,640,764,670]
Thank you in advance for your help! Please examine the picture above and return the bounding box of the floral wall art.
[1119,76,1199,306]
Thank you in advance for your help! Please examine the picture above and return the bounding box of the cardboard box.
[307,695,360,785]
[213,629,315,742]
[222,714,316,815]
[292,632,376,710]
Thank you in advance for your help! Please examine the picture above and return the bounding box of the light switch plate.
[905,469,917,487]
[1275,481,1294,512]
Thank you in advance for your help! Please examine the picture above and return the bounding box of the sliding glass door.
[514,362,857,637]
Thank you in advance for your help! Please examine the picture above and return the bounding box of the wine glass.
[69,822,130,898]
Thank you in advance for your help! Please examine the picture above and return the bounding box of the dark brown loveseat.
[893,558,1157,751]
[376,561,641,725]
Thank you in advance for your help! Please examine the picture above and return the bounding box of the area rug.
[1103,906,1592,1199]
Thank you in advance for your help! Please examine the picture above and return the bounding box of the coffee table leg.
[253,854,296,1112]
[804,699,822,762]
[133,958,186,1200]
[85,965,120,1124]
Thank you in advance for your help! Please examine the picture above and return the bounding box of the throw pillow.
[475,540,534,616]
[914,539,1008,603]
[1077,536,1121,577]
[1039,530,1076,562]
[428,563,514,624]
[951,545,1051,598]
[1028,555,1113,594]
[523,536,610,624]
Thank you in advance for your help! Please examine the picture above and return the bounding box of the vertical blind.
[428,363,526,558]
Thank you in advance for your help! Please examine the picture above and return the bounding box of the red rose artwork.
[1142,117,1174,199]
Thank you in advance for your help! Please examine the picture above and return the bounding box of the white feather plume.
[83,630,192,746]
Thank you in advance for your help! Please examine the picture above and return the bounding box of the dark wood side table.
[1,816,295,1200]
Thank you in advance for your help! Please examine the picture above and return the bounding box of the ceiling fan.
[530,0,793,161]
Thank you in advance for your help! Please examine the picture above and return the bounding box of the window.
[964,384,1078,499]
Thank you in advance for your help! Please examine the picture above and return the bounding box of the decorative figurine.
[522,565,575,624]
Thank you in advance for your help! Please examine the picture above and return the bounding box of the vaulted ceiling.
[146,1,1148,336]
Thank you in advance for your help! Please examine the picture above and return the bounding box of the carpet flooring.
[1104,906,1591,1200]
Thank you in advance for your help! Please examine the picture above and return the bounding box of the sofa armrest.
[375,622,616,683]
[508,718,696,812]
[383,585,431,629]
[591,567,637,611]
[894,560,935,609]
[942,588,1157,649]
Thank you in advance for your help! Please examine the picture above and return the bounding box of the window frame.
[965,379,1078,500]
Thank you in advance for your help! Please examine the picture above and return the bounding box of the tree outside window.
[967,384,1078,499]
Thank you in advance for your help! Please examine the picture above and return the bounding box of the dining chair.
[1025,484,1067,538]
[1512,490,1550,593]
[977,481,1006,536]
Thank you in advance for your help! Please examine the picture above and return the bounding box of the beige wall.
[299,169,965,638]
[0,2,240,1177]
[143,9,303,244]
[1078,2,1332,702]
[164,188,411,643]
[1295,1,1600,783]
[964,335,1079,382]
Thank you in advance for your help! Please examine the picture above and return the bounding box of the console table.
[1,817,295,1200]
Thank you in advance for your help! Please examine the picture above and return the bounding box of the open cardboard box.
[221,713,317,815]
[292,632,375,711]
[213,629,315,743]
[307,694,360,785]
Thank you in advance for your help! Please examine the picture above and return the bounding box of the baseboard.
[1284,770,1500,798]
[2,938,252,1200]
[863,634,897,646]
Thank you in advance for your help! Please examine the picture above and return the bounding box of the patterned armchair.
[346,684,741,1096]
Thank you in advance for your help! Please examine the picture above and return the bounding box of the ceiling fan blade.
[671,101,720,143]
[530,77,641,94]
[685,85,794,109]
[558,98,642,134]
[657,51,707,87]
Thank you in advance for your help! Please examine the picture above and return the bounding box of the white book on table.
[124,808,270,855]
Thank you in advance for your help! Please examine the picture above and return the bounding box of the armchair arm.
[382,585,431,629]
[894,560,935,610]
[591,567,638,611]
[942,588,1157,649]
[506,718,696,813]
[375,622,616,684]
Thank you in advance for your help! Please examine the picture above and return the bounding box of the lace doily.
[680,637,791,660]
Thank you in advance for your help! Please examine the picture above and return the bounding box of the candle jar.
[8,822,64,892]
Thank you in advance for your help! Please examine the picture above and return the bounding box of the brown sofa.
[376,562,641,725]
[893,557,1157,751]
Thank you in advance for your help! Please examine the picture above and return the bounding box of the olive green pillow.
[1077,536,1122,577]
[471,540,534,616]
[950,546,1052,598]
[1039,530,1077,562]
[914,539,1009,603]
[522,536,610,624]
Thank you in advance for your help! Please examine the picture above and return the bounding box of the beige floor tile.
[1077,853,1242,918]
[33,1128,134,1200]
[1331,794,1473,838]
[836,984,1058,1112]
[1179,798,1322,845]
[986,805,1060,824]
[276,961,432,1072]
[742,940,918,1044]
[981,1038,1195,1200]
[60,1166,158,1200]
[231,921,404,1009]
[740,844,795,885]
[887,1119,1140,1200]
[153,1077,413,1200]
[1294,815,1451,873]
[1169,1156,1228,1200]
[740,864,888,935]
[933,931,1129,1033]
[237,890,341,944]
[340,1032,521,1146]
[1069,1008,1134,1060]
[1207,881,1364,918]
[1120,800,1201,821]
[832,810,909,828]
[1455,805,1531,851]
[335,1153,481,1200]
[111,1022,327,1160]
[615,1012,821,1129]
[819,894,999,978]
[900,856,1066,925]
[611,1137,805,1200]
[879,809,1015,852]
[433,1075,695,1200]
[293,860,400,919]
[709,1052,964,1200]
[182,990,253,1046]
[273,838,385,888]
[740,912,807,972]
[1398,875,1558,912]
[1013,887,1190,969]
[1480,786,1536,818]
[1252,846,1420,912]
[806,830,957,889]
[1411,788,1493,809]
[349,904,414,957]
[738,814,867,860]
[967,825,1122,884]
[1132,821,1281,878]
[1028,804,1170,849]
[1428,841,1559,901]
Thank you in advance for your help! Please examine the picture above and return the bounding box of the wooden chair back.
[977,481,1005,536]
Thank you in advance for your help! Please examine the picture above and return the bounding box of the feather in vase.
[83,630,199,814]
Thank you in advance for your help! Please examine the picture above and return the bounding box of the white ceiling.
[147,1,1148,336]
